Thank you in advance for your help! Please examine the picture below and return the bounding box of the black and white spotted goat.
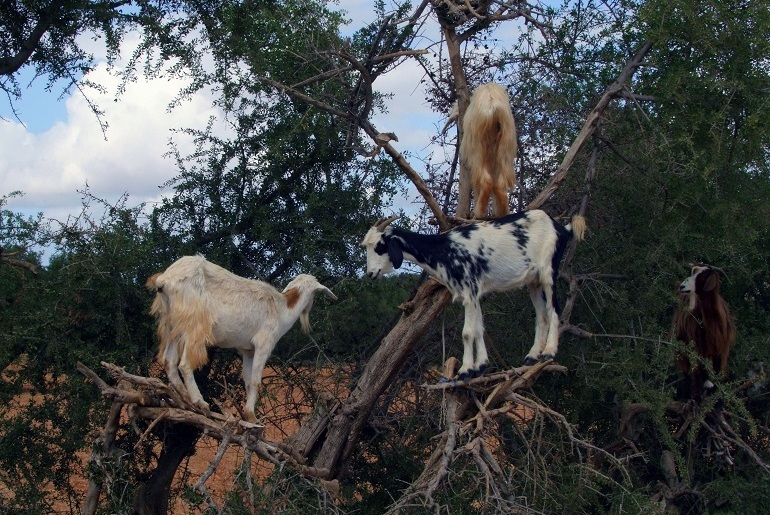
[361,210,586,378]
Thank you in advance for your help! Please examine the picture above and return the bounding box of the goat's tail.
[146,273,171,364]
[146,271,214,371]
[568,215,587,242]
[492,102,517,190]
[463,102,517,188]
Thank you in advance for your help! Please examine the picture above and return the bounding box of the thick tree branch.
[528,42,652,211]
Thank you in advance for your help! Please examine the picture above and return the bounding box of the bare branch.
[528,42,653,210]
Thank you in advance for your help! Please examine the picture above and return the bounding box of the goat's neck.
[392,229,449,277]
[280,293,312,326]
[695,294,719,319]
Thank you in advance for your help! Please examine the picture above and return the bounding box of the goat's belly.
[482,267,536,293]
[212,326,259,352]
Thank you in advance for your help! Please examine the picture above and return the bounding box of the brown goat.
[673,264,736,398]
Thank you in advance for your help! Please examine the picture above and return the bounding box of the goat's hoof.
[477,364,488,376]
[523,356,539,366]
[457,371,472,381]
[540,353,555,362]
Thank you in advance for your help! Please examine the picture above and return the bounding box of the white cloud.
[0,9,452,224]
[0,33,228,221]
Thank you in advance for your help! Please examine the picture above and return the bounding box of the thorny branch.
[0,247,37,274]
[388,358,627,513]
[616,392,770,512]
[77,361,335,497]
[527,42,652,211]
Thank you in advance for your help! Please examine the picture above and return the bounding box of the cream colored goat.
[146,255,337,423]
[446,82,518,218]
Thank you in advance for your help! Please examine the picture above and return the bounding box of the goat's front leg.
[458,299,482,380]
[472,301,488,375]
[524,283,548,365]
[243,332,276,423]
[241,349,261,422]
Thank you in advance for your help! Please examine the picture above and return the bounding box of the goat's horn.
[709,265,728,278]
[375,216,400,231]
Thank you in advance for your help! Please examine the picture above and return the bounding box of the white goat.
[146,255,337,423]
[362,211,586,378]
[445,82,518,219]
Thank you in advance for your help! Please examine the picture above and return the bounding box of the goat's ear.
[318,286,338,301]
[387,239,403,269]
[703,272,719,292]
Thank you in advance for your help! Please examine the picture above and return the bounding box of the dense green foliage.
[1,0,769,513]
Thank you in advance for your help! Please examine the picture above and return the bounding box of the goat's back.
[441,210,564,296]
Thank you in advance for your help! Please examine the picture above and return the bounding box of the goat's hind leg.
[473,174,493,219]
[524,284,549,365]
[178,343,211,415]
[491,176,510,218]
[539,284,561,361]
[163,340,186,393]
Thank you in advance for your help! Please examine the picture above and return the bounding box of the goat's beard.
[299,309,312,334]
[683,293,697,312]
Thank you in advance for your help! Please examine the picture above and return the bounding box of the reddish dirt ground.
[1,364,345,513]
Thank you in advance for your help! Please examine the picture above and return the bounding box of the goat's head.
[282,274,337,333]
[361,216,402,279]
[679,264,724,310]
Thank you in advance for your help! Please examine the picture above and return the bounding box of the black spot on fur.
[456,224,479,239]
[511,225,529,248]
[492,211,529,226]
[374,239,388,256]
[386,227,490,298]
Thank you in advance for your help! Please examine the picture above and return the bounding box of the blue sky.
[0,2,478,229]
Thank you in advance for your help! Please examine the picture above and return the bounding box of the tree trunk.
[442,25,472,218]
[290,279,452,479]
[132,423,201,515]
[82,399,123,515]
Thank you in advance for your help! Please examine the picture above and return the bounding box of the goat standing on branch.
[673,264,736,399]
[362,211,586,379]
[146,255,337,423]
[446,82,518,219]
